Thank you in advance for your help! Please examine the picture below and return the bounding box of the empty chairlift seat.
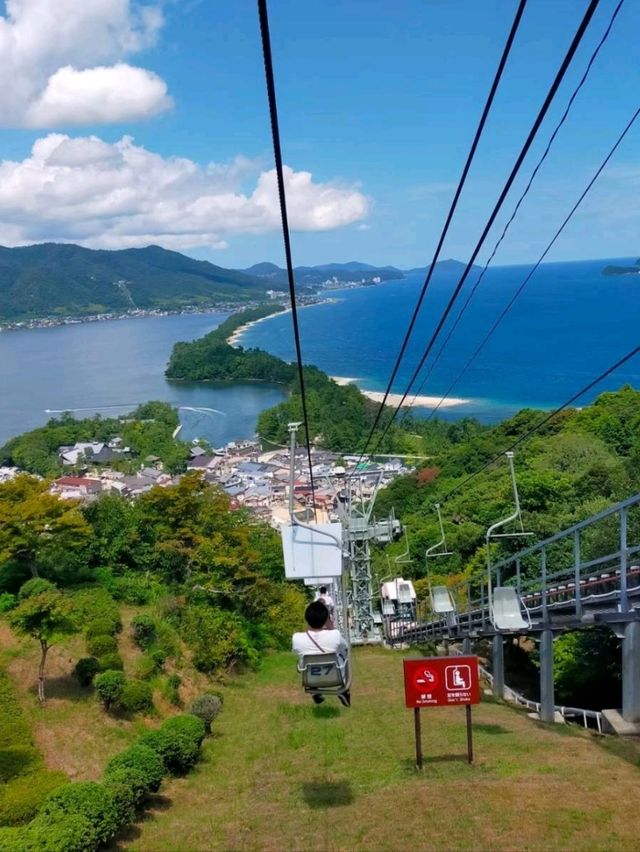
[298,653,351,695]
[431,585,456,614]
[491,586,531,631]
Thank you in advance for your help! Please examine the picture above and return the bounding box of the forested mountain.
[241,260,404,287]
[0,243,269,319]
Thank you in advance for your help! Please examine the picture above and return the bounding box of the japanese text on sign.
[403,656,480,708]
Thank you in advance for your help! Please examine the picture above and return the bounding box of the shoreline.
[330,376,469,409]
[226,298,338,347]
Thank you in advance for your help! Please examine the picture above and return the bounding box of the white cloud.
[0,0,170,127]
[0,134,370,249]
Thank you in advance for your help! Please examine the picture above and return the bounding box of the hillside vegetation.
[0,243,268,320]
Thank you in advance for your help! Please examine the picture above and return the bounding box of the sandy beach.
[227,312,278,347]
[330,376,469,409]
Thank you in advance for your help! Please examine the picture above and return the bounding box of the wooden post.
[414,707,423,770]
[465,704,473,764]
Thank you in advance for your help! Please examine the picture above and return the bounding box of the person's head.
[305,600,329,629]
[319,586,327,595]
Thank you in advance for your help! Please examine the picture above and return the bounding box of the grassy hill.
[0,243,269,320]
[4,638,637,851]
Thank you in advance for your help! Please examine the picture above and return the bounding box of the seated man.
[292,600,351,707]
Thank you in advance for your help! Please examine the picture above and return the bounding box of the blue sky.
[1,0,639,268]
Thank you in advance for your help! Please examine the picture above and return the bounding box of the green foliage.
[140,714,205,774]
[190,693,222,734]
[85,617,120,640]
[98,652,124,672]
[94,670,125,711]
[37,781,121,846]
[552,628,622,708]
[133,654,158,681]
[27,811,100,852]
[0,592,16,613]
[162,674,182,706]
[120,681,153,714]
[131,614,157,649]
[18,578,56,599]
[73,657,101,688]
[0,477,91,583]
[86,634,117,658]
[181,605,259,673]
[102,766,149,809]
[0,771,68,827]
[104,745,164,794]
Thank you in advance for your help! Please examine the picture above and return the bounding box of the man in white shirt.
[317,585,335,613]
[292,600,350,707]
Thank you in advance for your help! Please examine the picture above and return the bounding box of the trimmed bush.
[131,614,157,649]
[94,670,125,711]
[104,745,164,794]
[86,634,117,658]
[69,587,122,633]
[120,681,153,714]
[102,766,148,809]
[73,657,101,688]
[0,770,68,826]
[85,618,119,640]
[27,812,99,852]
[98,652,124,672]
[140,714,204,774]
[150,647,167,669]
[0,826,29,850]
[0,593,17,613]
[18,578,56,600]
[37,782,121,846]
[190,693,222,735]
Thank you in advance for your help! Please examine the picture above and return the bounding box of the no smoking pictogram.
[413,666,439,691]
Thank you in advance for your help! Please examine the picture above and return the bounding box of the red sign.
[403,656,480,708]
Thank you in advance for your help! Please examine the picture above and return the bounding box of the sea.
[0,257,638,448]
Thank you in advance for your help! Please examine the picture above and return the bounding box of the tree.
[0,476,91,583]
[8,588,77,702]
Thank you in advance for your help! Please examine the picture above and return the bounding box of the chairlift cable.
[437,339,640,504]
[415,97,640,425]
[401,0,626,421]
[366,0,601,457]
[350,0,529,472]
[257,0,317,514]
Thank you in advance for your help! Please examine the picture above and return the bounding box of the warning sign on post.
[403,656,480,708]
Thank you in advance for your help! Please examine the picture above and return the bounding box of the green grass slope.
[126,648,640,852]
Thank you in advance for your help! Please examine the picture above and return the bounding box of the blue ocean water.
[238,258,640,422]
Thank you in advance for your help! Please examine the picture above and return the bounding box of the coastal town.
[0,435,414,529]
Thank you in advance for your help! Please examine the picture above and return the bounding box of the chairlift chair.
[297,653,351,696]
[491,586,531,631]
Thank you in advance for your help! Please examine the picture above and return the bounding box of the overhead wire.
[350,0,529,471]
[404,0,625,420]
[365,0,601,457]
[418,99,640,426]
[257,0,317,515]
[437,339,640,505]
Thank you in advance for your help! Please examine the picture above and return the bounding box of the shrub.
[86,634,117,658]
[73,657,101,688]
[0,593,17,613]
[18,578,56,600]
[131,614,156,649]
[85,618,119,640]
[0,770,67,826]
[0,826,29,850]
[150,647,166,669]
[69,587,121,632]
[133,654,157,681]
[104,745,164,794]
[37,782,120,845]
[94,670,125,711]
[163,674,182,706]
[190,693,222,735]
[98,652,124,672]
[102,766,148,810]
[120,681,153,714]
[27,813,99,852]
[140,714,205,774]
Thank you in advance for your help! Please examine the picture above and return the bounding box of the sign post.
[403,656,480,768]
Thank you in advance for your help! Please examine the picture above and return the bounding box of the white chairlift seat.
[491,586,531,631]
[297,653,351,695]
[431,585,456,614]
[381,599,396,616]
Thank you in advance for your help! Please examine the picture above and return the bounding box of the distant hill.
[0,243,269,320]
[403,259,482,276]
[602,258,640,276]
[240,260,404,288]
